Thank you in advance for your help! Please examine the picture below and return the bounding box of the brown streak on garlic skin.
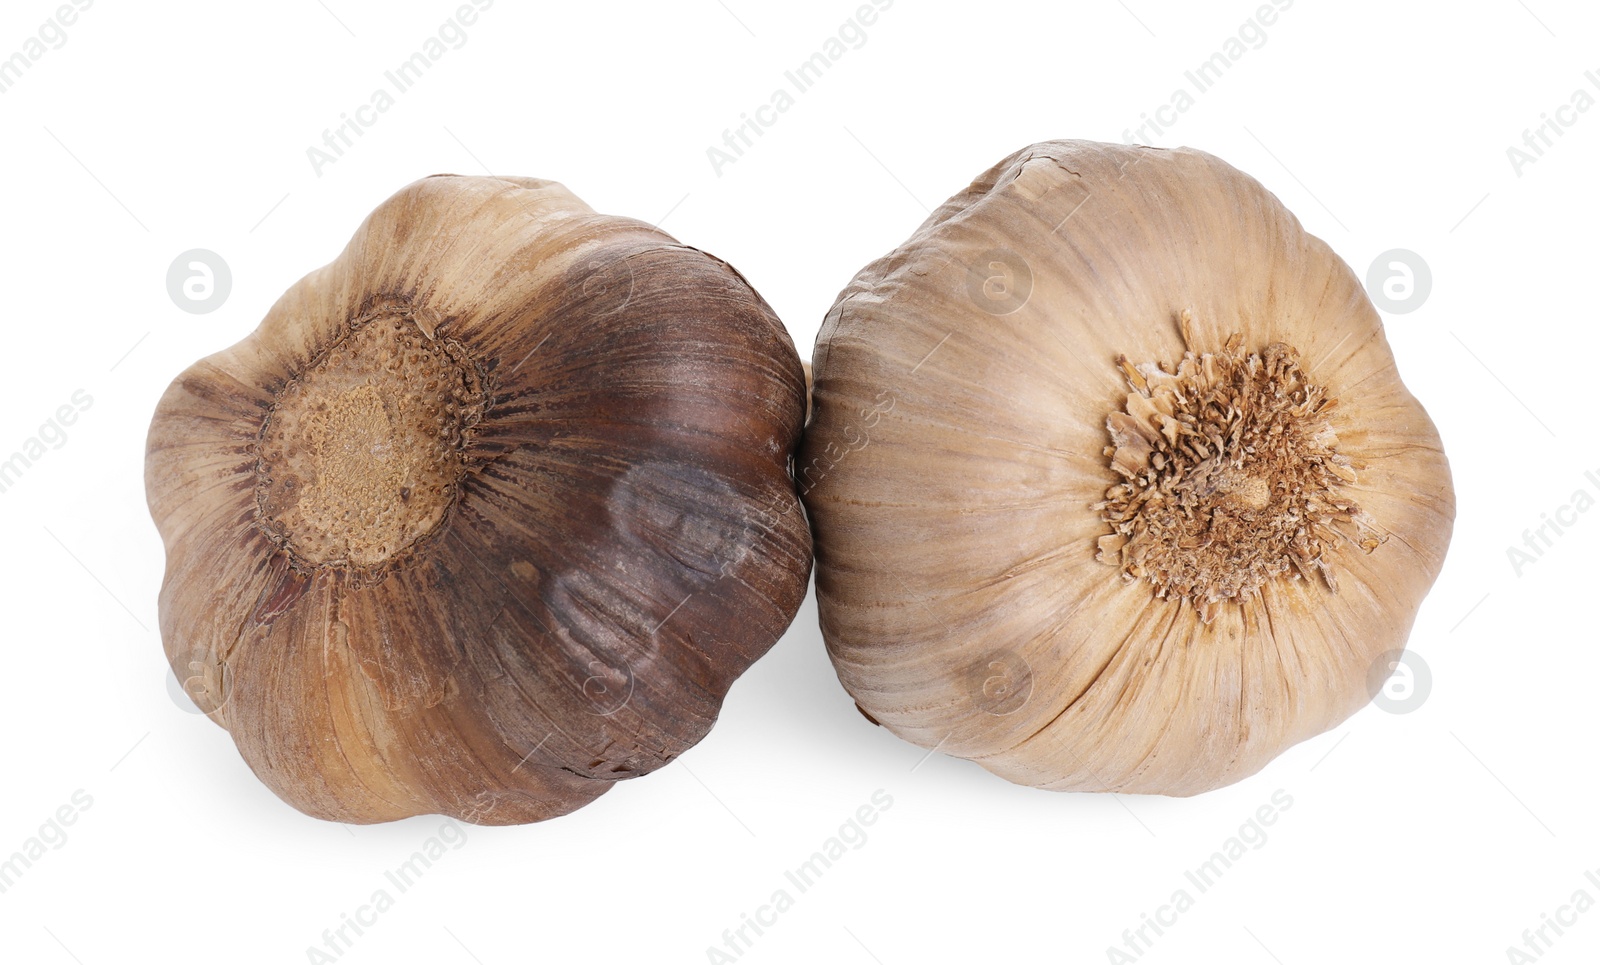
[1095,309,1385,625]
[146,175,811,825]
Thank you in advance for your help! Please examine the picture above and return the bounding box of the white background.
[0,0,1594,962]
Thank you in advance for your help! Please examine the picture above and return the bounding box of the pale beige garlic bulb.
[801,140,1454,796]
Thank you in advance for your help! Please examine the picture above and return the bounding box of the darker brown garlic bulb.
[146,175,811,825]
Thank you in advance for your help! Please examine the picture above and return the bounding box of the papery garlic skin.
[147,176,811,824]
[802,141,1454,796]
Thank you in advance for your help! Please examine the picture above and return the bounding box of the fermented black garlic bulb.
[147,175,812,824]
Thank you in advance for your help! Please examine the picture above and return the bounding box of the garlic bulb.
[802,141,1454,796]
[146,175,811,824]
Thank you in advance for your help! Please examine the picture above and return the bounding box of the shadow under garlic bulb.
[146,175,811,825]
[802,141,1454,796]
